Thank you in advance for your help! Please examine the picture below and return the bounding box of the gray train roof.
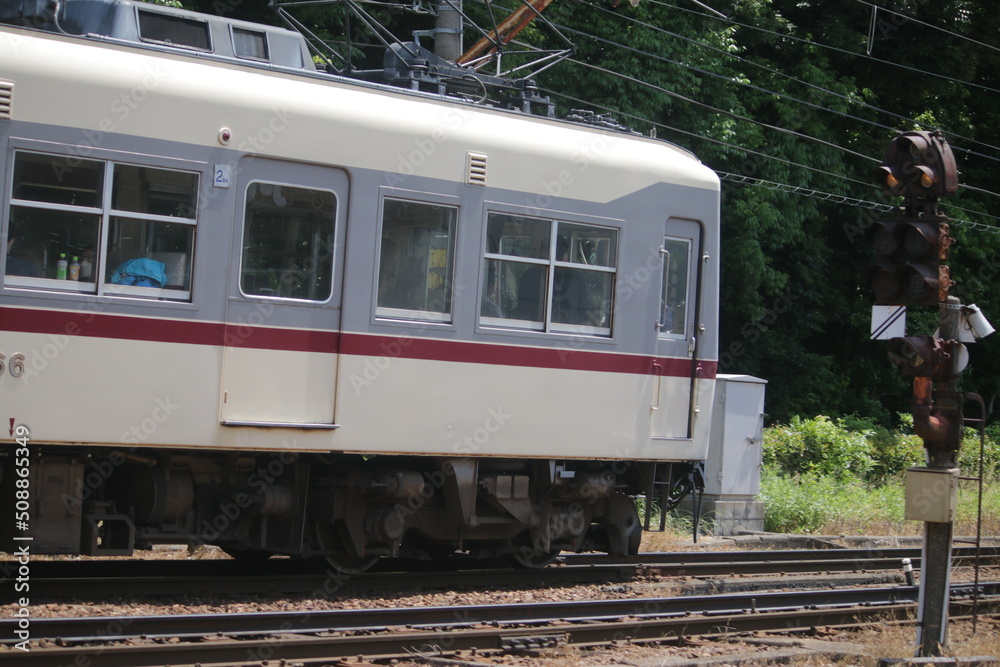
[0,0,711,177]
[0,0,313,69]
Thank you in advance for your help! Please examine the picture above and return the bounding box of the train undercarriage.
[0,447,703,571]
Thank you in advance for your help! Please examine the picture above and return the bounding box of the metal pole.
[918,520,953,655]
[434,0,463,62]
[916,296,962,657]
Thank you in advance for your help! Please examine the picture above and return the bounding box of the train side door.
[219,159,347,427]
[651,218,702,440]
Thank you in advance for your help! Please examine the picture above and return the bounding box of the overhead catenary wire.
[639,0,1000,167]
[490,3,1000,217]
[521,26,1000,212]
[852,0,1000,56]
[555,19,898,151]
[559,0,1000,164]
[558,58,879,185]
[569,0,908,131]
[540,85,1000,235]
[645,0,1000,97]
[542,81,877,191]
[520,20,886,170]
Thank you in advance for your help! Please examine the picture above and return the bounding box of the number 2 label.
[214,164,231,189]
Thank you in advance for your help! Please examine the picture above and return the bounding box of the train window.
[659,237,691,336]
[4,151,198,300]
[232,27,269,62]
[104,164,197,299]
[137,9,211,52]
[376,199,457,322]
[481,213,617,336]
[240,182,336,301]
[12,153,103,207]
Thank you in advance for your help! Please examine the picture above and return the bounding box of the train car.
[0,0,720,570]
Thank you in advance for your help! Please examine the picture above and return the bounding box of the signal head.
[874,131,958,200]
[864,218,951,306]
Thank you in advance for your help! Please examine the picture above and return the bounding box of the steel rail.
[3,562,639,599]
[5,546,998,599]
[5,582,999,644]
[4,593,998,667]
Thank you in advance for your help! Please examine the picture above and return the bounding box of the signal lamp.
[886,335,954,379]
[864,218,951,306]
[873,131,957,200]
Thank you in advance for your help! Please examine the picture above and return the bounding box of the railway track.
[4,546,998,599]
[3,583,998,666]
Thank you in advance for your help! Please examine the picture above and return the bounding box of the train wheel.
[509,533,559,568]
[512,548,559,568]
[313,521,379,574]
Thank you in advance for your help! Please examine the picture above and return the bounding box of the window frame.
[135,7,213,53]
[231,25,270,62]
[479,208,620,338]
[373,192,460,325]
[3,148,200,302]
[237,179,339,304]
[658,235,693,340]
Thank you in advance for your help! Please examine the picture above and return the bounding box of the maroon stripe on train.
[339,333,716,378]
[1,306,716,378]
[0,306,337,353]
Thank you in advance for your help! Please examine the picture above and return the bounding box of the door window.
[240,182,337,301]
[659,237,691,337]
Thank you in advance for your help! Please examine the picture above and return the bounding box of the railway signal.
[868,130,968,658]
[864,216,951,305]
[872,130,958,200]
[866,130,957,307]
[885,335,959,379]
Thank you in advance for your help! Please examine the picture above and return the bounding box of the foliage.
[760,465,1000,535]
[758,471,835,533]
[170,0,1000,426]
[761,416,1000,534]
[764,414,1000,484]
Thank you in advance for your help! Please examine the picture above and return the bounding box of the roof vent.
[467,152,487,186]
[0,81,12,120]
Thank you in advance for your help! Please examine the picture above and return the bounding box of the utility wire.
[542,81,1000,231]
[565,0,1000,163]
[854,0,1000,56]
[499,7,1000,210]
[718,172,1000,235]
[560,57,878,172]
[644,0,1000,98]
[571,0,906,131]
[542,76,875,190]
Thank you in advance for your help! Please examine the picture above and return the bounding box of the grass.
[638,466,998,551]
[760,468,1000,536]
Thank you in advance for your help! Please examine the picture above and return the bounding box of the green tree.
[170,0,1000,424]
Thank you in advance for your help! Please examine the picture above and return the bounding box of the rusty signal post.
[868,130,966,658]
